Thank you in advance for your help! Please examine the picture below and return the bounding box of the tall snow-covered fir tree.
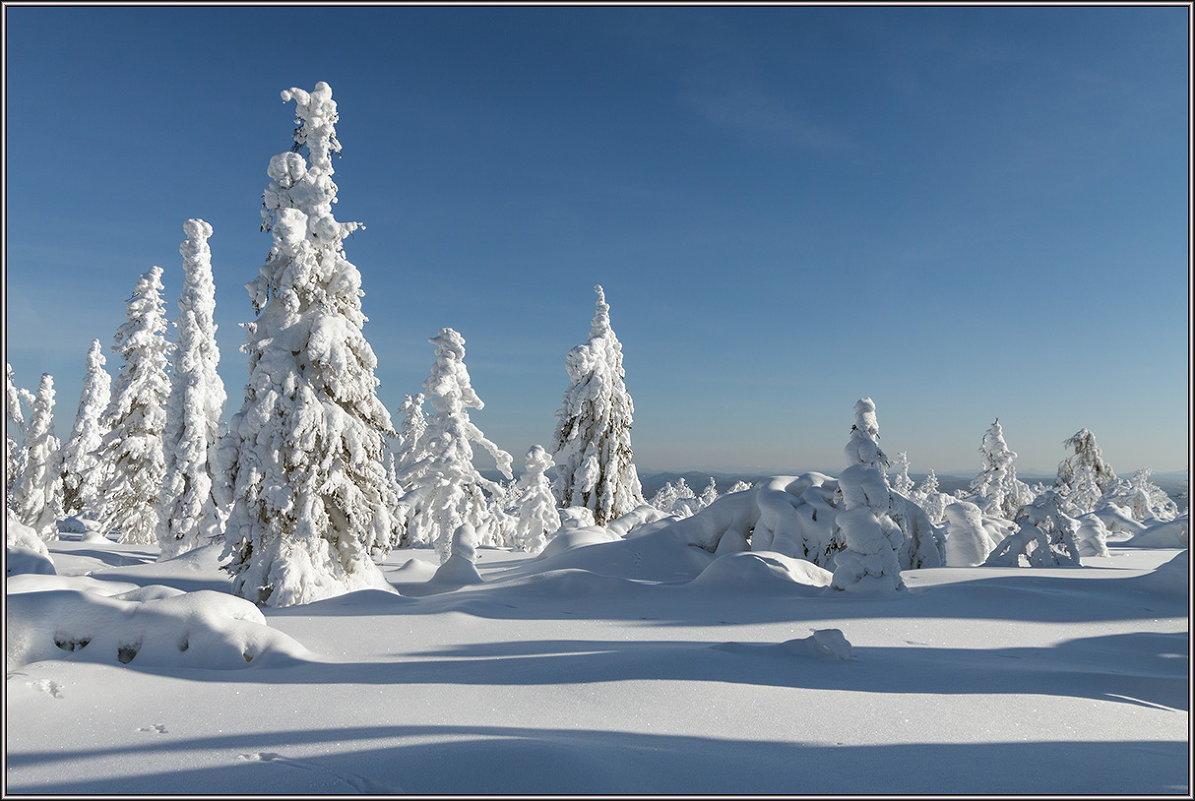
[399,328,514,562]
[94,265,173,544]
[831,397,906,593]
[157,219,228,560]
[59,339,111,518]
[220,82,397,607]
[10,373,64,540]
[6,362,31,498]
[969,419,1032,520]
[551,285,645,525]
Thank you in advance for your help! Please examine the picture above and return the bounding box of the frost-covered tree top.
[59,339,111,517]
[843,397,887,473]
[222,81,396,607]
[969,418,1031,520]
[552,285,645,524]
[1056,428,1117,495]
[889,451,915,497]
[7,362,31,494]
[840,397,890,512]
[158,219,227,560]
[7,362,27,430]
[96,265,173,544]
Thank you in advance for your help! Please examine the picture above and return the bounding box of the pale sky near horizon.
[3,4,1191,476]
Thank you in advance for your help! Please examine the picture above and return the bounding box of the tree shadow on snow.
[112,629,1188,712]
[6,724,1186,795]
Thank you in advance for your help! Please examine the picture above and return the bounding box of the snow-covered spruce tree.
[94,266,173,544]
[912,468,949,523]
[10,374,64,539]
[510,445,562,553]
[983,489,1082,568]
[969,419,1032,520]
[831,397,906,593]
[59,339,111,518]
[157,219,228,560]
[220,82,397,606]
[1055,428,1117,501]
[399,328,513,562]
[888,451,915,497]
[393,393,429,470]
[698,477,719,508]
[6,363,31,498]
[551,285,645,525]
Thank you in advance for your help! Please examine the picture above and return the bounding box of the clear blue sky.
[4,5,1190,476]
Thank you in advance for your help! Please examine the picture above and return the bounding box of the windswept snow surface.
[4,528,1189,795]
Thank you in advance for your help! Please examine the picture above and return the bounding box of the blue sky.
[4,5,1190,476]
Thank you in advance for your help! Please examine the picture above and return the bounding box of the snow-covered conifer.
[157,219,228,560]
[221,82,397,606]
[551,285,645,525]
[393,393,429,472]
[94,266,173,544]
[10,374,64,539]
[510,445,562,553]
[698,477,719,508]
[6,363,31,497]
[983,490,1082,568]
[969,419,1032,520]
[831,398,905,593]
[399,328,513,562]
[1056,428,1117,498]
[59,340,111,518]
[725,480,753,495]
[889,451,915,497]
[912,468,949,523]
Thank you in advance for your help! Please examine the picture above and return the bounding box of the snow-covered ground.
[5,527,1188,795]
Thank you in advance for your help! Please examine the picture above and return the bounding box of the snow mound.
[515,526,713,583]
[505,568,647,598]
[781,628,856,660]
[6,586,311,670]
[715,628,856,661]
[688,550,832,592]
[7,573,141,596]
[535,525,622,559]
[1123,515,1188,548]
[7,510,52,563]
[1129,550,1189,598]
[7,547,56,577]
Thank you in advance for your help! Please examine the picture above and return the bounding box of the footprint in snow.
[28,679,64,699]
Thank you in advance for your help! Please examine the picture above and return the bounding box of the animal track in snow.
[235,751,402,792]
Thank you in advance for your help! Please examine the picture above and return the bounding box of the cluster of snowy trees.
[4,82,649,607]
[6,80,1186,607]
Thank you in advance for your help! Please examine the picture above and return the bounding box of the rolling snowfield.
[5,522,1189,795]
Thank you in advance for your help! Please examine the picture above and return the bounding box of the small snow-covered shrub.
[983,490,1082,568]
